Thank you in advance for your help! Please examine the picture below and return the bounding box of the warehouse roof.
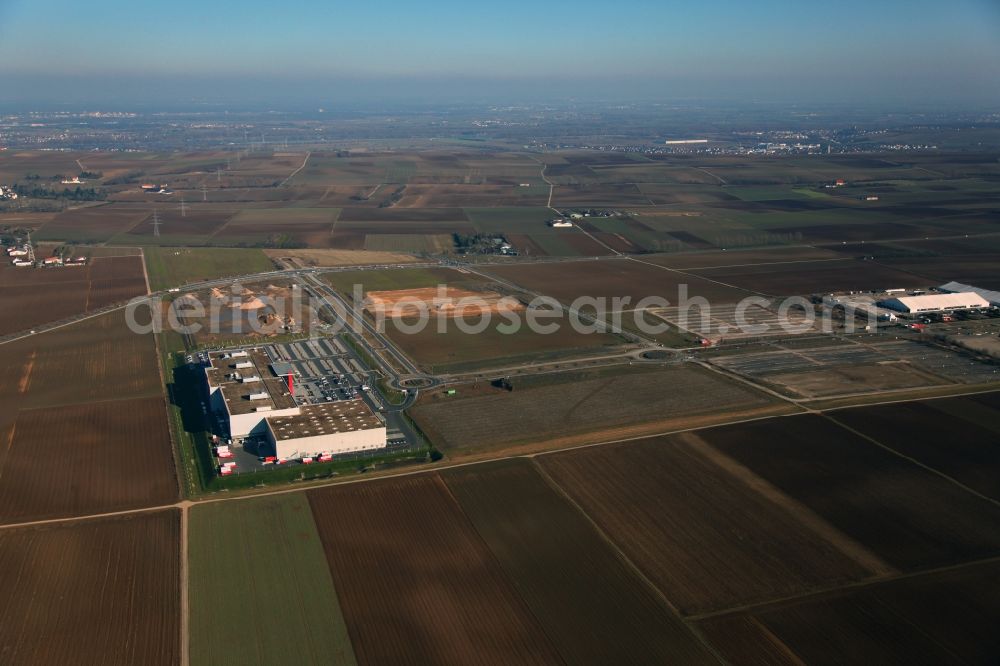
[207,350,296,414]
[270,361,296,377]
[939,282,1000,306]
[879,292,989,313]
[266,399,383,441]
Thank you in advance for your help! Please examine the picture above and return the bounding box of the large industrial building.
[265,400,385,461]
[878,291,989,315]
[204,349,386,458]
[939,282,1000,307]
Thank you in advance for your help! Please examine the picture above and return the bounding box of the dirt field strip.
[279,151,311,187]
[180,502,191,666]
[140,247,151,294]
[573,223,623,255]
[537,159,556,210]
[682,256,855,271]
[695,167,727,184]
[0,502,181,532]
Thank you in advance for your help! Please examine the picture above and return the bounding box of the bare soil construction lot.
[0,510,180,666]
[384,310,626,372]
[364,286,523,318]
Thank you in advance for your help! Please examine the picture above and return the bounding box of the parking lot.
[266,338,369,407]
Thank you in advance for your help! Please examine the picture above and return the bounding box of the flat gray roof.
[270,361,296,377]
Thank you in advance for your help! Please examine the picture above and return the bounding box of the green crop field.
[188,494,356,666]
[144,246,275,291]
[363,233,454,253]
[465,207,556,233]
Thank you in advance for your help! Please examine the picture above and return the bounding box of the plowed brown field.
[308,475,562,665]
[0,396,178,523]
[0,510,180,665]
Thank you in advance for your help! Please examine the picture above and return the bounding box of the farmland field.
[143,246,275,291]
[307,475,563,665]
[0,309,174,522]
[0,255,148,336]
[7,140,1000,664]
[829,395,1000,501]
[125,208,235,239]
[486,256,754,304]
[0,510,180,665]
[0,308,164,443]
[384,311,626,372]
[321,266,473,296]
[411,364,786,456]
[538,432,881,615]
[189,494,355,666]
[442,458,719,664]
[702,414,1000,570]
[687,258,933,295]
[0,396,177,523]
[362,232,453,253]
[338,206,468,222]
[34,204,150,242]
[394,184,547,207]
[699,559,1000,664]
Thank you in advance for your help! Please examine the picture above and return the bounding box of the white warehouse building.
[204,349,386,458]
[265,401,386,461]
[878,292,989,314]
[939,282,1000,307]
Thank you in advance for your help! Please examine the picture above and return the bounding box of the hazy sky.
[2,0,999,107]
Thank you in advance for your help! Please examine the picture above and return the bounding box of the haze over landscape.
[2,0,1000,106]
[3,1,1000,664]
